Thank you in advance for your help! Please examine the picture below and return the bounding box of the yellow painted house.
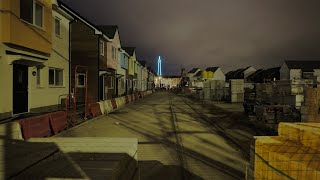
[0,0,73,119]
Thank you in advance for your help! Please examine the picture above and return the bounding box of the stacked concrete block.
[210,80,225,101]
[0,122,23,140]
[253,123,320,180]
[230,79,244,103]
[301,87,320,122]
[255,83,274,102]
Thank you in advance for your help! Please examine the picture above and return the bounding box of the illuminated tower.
[157,56,162,77]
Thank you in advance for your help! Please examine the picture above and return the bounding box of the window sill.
[55,34,62,39]
[49,85,66,88]
[21,19,45,32]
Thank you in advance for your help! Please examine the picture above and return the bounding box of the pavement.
[57,91,254,180]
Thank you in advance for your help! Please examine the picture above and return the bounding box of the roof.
[206,67,219,72]
[96,25,118,39]
[194,70,202,77]
[188,68,199,73]
[122,47,136,56]
[247,67,280,83]
[57,0,104,36]
[138,60,146,67]
[226,66,256,80]
[247,69,264,80]
[263,67,281,78]
[284,60,320,72]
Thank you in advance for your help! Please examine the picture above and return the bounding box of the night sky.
[62,0,320,75]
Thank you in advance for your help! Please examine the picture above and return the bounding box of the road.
[58,91,253,180]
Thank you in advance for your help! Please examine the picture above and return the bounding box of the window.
[77,73,86,87]
[108,76,114,89]
[20,0,33,23]
[112,47,117,60]
[49,68,63,86]
[100,41,104,56]
[54,17,61,36]
[20,0,44,28]
[36,67,41,86]
[112,47,115,59]
[35,2,43,27]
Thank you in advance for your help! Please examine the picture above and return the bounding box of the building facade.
[98,26,120,99]
[0,0,73,119]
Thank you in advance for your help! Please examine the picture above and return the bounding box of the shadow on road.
[139,160,203,180]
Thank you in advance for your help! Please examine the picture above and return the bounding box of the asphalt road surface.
[58,91,253,180]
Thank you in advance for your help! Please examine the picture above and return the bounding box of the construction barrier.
[49,111,68,134]
[98,100,113,115]
[19,114,51,139]
[125,95,130,104]
[115,97,125,108]
[135,93,139,100]
[111,99,118,110]
[89,103,102,118]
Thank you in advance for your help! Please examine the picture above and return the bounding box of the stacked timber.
[253,123,320,180]
[230,79,244,103]
[301,87,320,122]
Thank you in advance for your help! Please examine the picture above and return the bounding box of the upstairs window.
[20,0,44,28]
[100,41,104,56]
[112,47,117,60]
[35,2,43,27]
[54,17,61,36]
[20,0,33,23]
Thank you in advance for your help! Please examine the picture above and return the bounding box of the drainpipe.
[69,18,76,104]
[98,34,104,102]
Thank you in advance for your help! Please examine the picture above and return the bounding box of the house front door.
[13,64,28,114]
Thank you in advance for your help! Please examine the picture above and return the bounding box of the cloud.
[63,0,320,75]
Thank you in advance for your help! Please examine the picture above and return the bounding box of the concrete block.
[0,122,23,140]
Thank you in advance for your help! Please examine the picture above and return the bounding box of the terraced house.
[135,60,142,92]
[123,47,136,95]
[98,25,120,99]
[58,1,111,108]
[0,0,73,119]
[139,61,148,91]
[117,48,129,97]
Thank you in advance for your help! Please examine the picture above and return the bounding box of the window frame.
[108,76,114,89]
[20,0,44,29]
[34,1,44,28]
[100,40,104,56]
[49,68,64,87]
[54,16,61,37]
[76,73,86,88]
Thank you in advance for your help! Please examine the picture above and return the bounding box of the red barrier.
[49,111,68,134]
[89,103,102,118]
[125,96,129,104]
[111,99,117,109]
[19,114,51,139]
